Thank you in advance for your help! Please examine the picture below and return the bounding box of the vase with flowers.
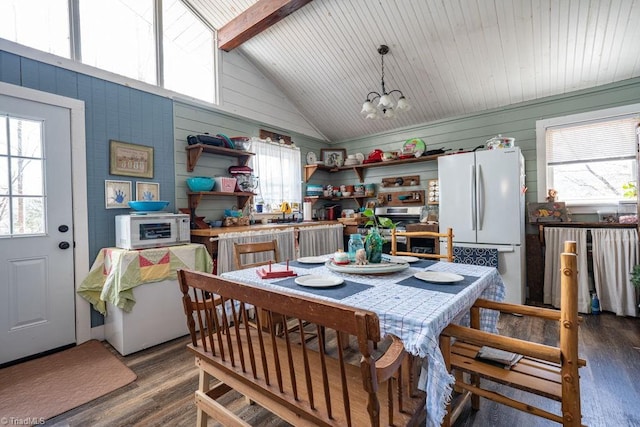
[362,208,396,263]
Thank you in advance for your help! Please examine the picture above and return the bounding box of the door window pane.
[79,0,156,84]
[0,0,70,58]
[12,197,44,235]
[0,116,45,236]
[9,117,42,157]
[0,117,7,155]
[162,0,215,102]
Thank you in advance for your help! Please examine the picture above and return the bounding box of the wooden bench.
[177,269,426,427]
[439,241,586,426]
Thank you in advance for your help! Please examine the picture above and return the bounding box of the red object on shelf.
[256,260,297,279]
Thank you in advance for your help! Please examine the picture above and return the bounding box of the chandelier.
[361,45,411,119]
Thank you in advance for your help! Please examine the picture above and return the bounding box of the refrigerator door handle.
[477,164,484,230]
[470,164,476,231]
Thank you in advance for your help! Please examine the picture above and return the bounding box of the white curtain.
[298,224,344,257]
[250,139,302,210]
[543,227,590,313]
[591,228,639,317]
[217,228,296,274]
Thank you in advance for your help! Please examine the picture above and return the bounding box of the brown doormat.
[0,340,136,423]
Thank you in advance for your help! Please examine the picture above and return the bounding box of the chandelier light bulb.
[396,96,411,111]
[378,94,392,108]
[361,101,376,115]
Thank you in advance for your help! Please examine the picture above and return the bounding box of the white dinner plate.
[414,271,464,284]
[295,275,344,288]
[383,255,420,263]
[297,256,330,264]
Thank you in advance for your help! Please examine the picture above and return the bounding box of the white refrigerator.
[438,147,526,304]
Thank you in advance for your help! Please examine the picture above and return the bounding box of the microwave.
[115,213,191,250]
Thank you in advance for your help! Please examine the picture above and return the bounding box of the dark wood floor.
[45,312,640,427]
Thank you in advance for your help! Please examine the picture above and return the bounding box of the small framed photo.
[109,140,154,178]
[105,180,132,209]
[136,182,160,201]
[320,148,347,167]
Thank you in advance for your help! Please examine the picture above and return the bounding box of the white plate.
[325,260,409,275]
[414,271,464,284]
[383,255,420,263]
[297,256,330,264]
[295,275,344,288]
[306,151,317,165]
[355,152,365,163]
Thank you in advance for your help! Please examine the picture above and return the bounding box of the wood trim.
[218,0,313,51]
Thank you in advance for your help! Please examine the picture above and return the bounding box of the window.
[251,140,301,211]
[537,105,640,207]
[0,115,46,236]
[79,0,156,84]
[1,0,216,104]
[162,0,215,103]
[0,0,70,58]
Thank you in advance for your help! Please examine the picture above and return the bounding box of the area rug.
[0,340,137,422]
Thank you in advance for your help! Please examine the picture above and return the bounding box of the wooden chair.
[233,239,280,270]
[177,269,426,427]
[439,241,586,426]
[391,227,454,262]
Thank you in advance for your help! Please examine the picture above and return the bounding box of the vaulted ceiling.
[188,0,640,142]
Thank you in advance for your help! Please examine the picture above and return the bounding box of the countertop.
[190,220,342,237]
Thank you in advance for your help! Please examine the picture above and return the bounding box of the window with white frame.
[250,140,302,212]
[0,0,216,104]
[536,105,640,207]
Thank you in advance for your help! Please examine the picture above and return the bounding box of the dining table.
[221,256,505,427]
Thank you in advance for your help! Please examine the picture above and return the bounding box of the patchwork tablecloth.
[222,259,505,427]
[78,244,213,314]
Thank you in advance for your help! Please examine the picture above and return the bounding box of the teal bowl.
[128,201,170,211]
[187,176,215,192]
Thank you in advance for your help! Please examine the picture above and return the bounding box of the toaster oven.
[115,213,191,249]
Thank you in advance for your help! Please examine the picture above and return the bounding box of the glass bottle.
[348,234,364,262]
[365,228,384,264]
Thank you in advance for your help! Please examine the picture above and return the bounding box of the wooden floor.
[44,312,640,427]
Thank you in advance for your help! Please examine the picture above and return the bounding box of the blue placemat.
[395,274,479,294]
[410,259,438,269]
[287,260,325,269]
[273,276,372,300]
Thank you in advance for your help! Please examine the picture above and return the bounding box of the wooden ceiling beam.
[218,0,313,51]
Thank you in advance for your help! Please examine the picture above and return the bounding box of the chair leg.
[197,369,212,427]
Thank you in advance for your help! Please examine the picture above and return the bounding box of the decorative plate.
[414,271,464,284]
[402,138,427,155]
[297,256,331,264]
[306,151,318,165]
[355,152,365,163]
[295,275,344,288]
[325,260,409,275]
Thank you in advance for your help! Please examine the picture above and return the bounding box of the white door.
[475,148,524,245]
[438,152,477,243]
[0,94,75,365]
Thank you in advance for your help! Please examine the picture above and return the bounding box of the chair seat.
[450,341,562,400]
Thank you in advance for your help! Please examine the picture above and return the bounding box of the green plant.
[622,181,637,199]
[631,265,640,288]
[362,208,396,230]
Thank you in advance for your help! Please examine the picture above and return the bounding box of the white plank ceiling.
[188,0,640,142]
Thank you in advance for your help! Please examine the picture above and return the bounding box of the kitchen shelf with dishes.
[303,152,444,183]
[184,143,256,227]
[186,143,254,172]
[305,195,370,209]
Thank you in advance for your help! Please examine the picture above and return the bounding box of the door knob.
[59,241,70,250]
[58,225,69,232]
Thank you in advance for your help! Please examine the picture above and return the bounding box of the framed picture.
[320,148,347,167]
[136,182,160,201]
[527,202,569,223]
[105,180,132,209]
[109,140,154,178]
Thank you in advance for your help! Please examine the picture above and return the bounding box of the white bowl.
[344,159,359,166]
[342,192,352,197]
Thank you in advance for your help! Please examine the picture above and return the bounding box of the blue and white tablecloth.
[222,259,505,427]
